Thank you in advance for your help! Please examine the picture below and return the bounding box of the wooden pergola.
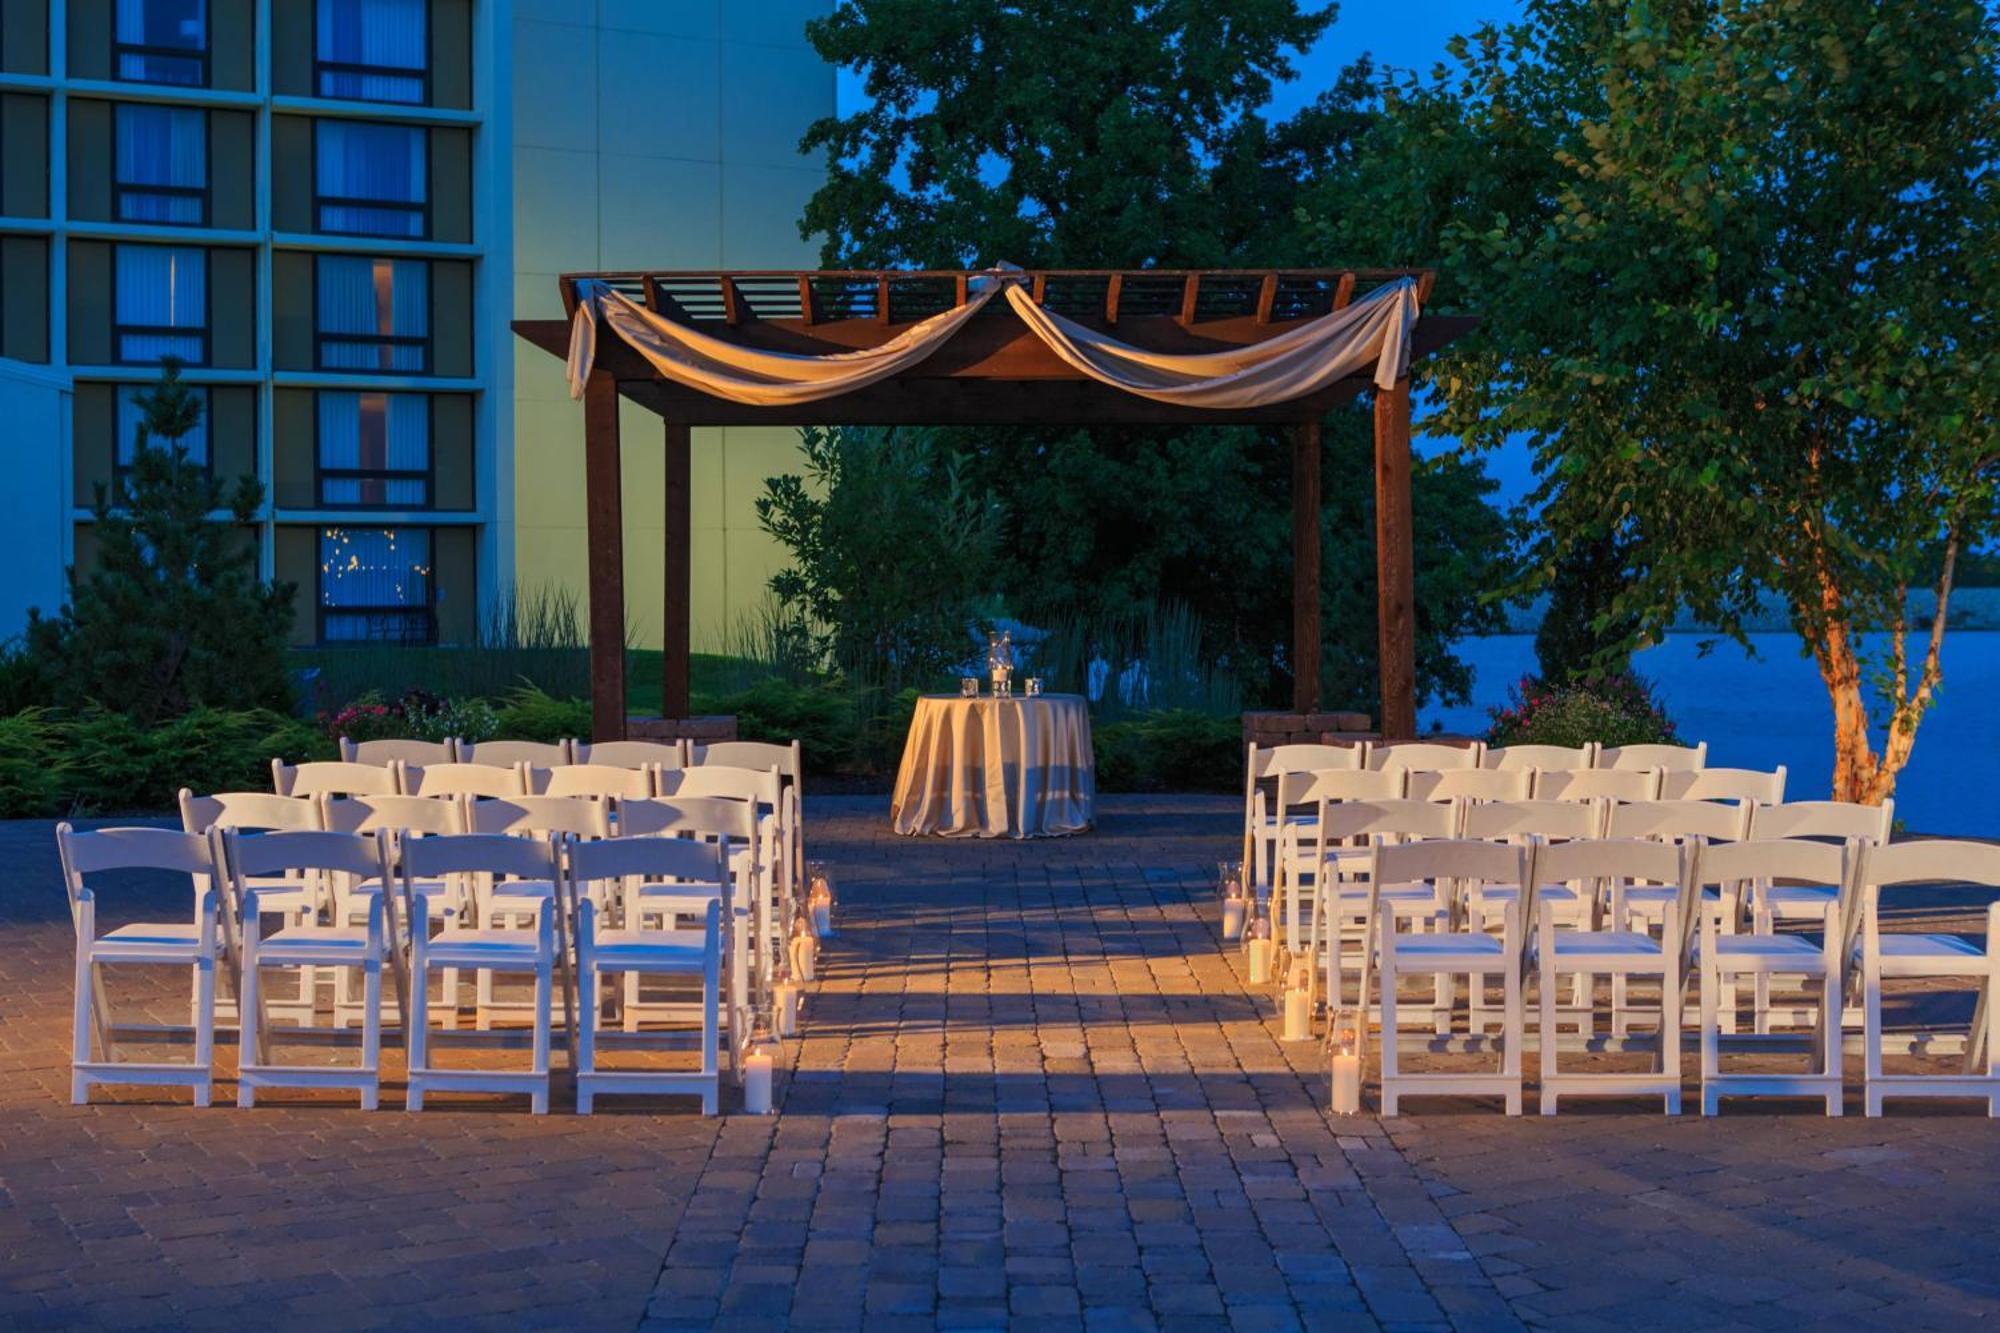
[512,268,1477,742]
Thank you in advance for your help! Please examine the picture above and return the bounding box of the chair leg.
[1538,910,1558,1116]
[406,952,430,1113]
[1378,920,1398,1118]
[1502,921,1523,1117]
[530,962,552,1116]
[576,962,598,1116]
[236,947,261,1109]
[703,968,720,1117]
[71,922,94,1106]
[1662,934,1682,1115]
[360,960,382,1112]
[1864,932,1884,1118]
[192,955,215,1110]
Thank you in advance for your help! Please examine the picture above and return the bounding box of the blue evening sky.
[834,1,1534,504]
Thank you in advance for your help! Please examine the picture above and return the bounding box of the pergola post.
[583,370,627,741]
[1291,420,1322,714]
[1374,375,1417,739]
[662,421,692,720]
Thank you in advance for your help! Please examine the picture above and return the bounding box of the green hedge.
[1094,709,1240,793]
[0,707,332,818]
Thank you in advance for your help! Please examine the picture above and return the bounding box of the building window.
[115,0,208,88]
[114,244,207,364]
[317,391,429,506]
[116,382,210,481]
[317,0,428,105]
[115,103,208,226]
[314,120,427,237]
[316,255,427,372]
[320,526,433,642]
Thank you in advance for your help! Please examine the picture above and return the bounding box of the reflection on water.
[1422,633,2000,835]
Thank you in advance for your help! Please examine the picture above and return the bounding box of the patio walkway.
[2,796,1998,1330]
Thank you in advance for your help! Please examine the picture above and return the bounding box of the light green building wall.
[509,2,834,651]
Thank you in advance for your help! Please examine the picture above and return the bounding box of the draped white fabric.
[115,244,206,364]
[566,271,1421,408]
[564,277,1005,403]
[317,0,427,103]
[316,120,427,237]
[116,103,206,225]
[1000,275,1419,403]
[318,256,428,371]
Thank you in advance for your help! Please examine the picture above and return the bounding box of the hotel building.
[0,0,833,651]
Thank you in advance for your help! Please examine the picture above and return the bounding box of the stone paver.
[1,797,1998,1329]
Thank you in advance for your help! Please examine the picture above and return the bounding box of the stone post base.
[1241,710,1377,751]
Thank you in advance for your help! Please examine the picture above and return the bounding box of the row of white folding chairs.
[60,822,748,1114]
[1317,828,1997,1117]
[178,789,778,1036]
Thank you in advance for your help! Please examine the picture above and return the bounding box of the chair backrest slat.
[1533,767,1662,803]
[1403,768,1532,804]
[272,759,399,800]
[396,761,529,800]
[322,793,468,837]
[225,828,386,880]
[457,739,573,767]
[1747,799,1893,844]
[340,737,455,766]
[659,765,783,807]
[1663,766,1786,804]
[59,823,215,876]
[1605,798,1751,843]
[1274,767,1404,809]
[400,832,560,881]
[535,764,656,801]
[1598,741,1707,772]
[1461,798,1604,842]
[1317,798,1458,843]
[1863,838,2000,888]
[468,795,612,840]
[1700,836,1848,890]
[572,739,687,771]
[620,796,760,842]
[1366,740,1483,772]
[179,789,324,834]
[689,740,801,780]
[1483,743,1595,771]
[1375,837,1526,890]
[569,834,726,886]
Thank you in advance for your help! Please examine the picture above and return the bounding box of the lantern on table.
[987,629,1015,697]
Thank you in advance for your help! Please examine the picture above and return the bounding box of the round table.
[890,693,1096,838]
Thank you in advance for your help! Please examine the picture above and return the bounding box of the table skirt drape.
[890,695,1095,838]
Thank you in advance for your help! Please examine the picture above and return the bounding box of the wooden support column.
[583,371,627,741]
[662,421,692,721]
[1291,420,1322,714]
[1374,376,1417,739]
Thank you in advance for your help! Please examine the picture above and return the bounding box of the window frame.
[312,389,435,509]
[110,241,213,368]
[112,381,214,489]
[113,101,211,228]
[113,0,211,90]
[315,524,438,645]
[313,0,432,106]
[310,117,431,240]
[310,252,432,375]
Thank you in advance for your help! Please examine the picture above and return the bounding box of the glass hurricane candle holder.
[807,861,835,938]
[1246,910,1274,984]
[1024,677,1044,696]
[1220,872,1247,942]
[1282,961,1313,1042]
[960,677,980,698]
[742,1017,775,1115]
[1330,1009,1363,1114]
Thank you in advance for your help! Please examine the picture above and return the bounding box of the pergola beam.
[582,371,626,742]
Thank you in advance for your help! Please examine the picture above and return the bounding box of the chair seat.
[253,925,378,965]
[422,929,550,965]
[1858,932,1987,977]
[1388,932,1506,963]
[1542,931,1663,962]
[1698,934,1825,971]
[587,929,709,966]
[94,922,205,960]
[1766,884,1837,917]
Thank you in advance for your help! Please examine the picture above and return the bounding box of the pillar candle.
[1247,936,1272,985]
[1222,897,1246,941]
[1283,986,1312,1042]
[776,980,800,1038]
[1331,1051,1362,1115]
[743,1045,774,1114]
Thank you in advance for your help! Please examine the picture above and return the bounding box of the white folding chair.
[1744,800,1894,926]
[179,790,327,1025]
[1533,767,1663,803]
[1243,742,1366,887]
[340,737,455,766]
[691,740,806,904]
[321,794,470,1029]
[395,760,529,800]
[1363,839,1531,1115]
[57,825,223,1107]
[1366,740,1483,772]
[1402,767,1532,812]
[620,796,762,1036]
[1697,838,1851,1115]
[573,738,688,772]
[226,829,398,1110]
[1858,840,2000,1117]
[1664,766,1787,803]
[1300,798,1458,1028]
[1483,743,1595,771]
[463,796,612,1031]
[1459,799,1606,1032]
[1270,768,1406,955]
[659,765,790,967]
[271,759,399,800]
[458,739,575,768]
[399,834,562,1114]
[568,836,733,1114]
[1598,742,1706,772]
[1534,838,1699,1114]
[1604,799,1756,1030]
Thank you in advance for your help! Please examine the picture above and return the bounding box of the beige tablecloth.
[891,695,1095,838]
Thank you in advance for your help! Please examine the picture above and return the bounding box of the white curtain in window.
[316,120,426,237]
[118,383,209,468]
[117,0,207,85]
[318,0,427,103]
[117,104,206,224]
[318,390,429,505]
[318,256,427,372]
[116,245,207,363]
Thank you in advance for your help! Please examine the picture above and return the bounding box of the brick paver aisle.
[2,799,1998,1329]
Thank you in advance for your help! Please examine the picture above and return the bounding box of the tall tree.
[1314,0,2000,801]
[26,360,296,723]
[797,0,1513,715]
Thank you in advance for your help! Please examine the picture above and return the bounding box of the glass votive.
[1024,677,1044,696]
[960,677,980,697]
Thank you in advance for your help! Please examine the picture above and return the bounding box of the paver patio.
[2,795,1998,1330]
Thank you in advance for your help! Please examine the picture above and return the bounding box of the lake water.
[1419,632,2000,835]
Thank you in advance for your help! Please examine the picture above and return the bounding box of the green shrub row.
[0,707,333,818]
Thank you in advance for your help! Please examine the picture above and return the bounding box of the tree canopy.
[1311,0,2000,799]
